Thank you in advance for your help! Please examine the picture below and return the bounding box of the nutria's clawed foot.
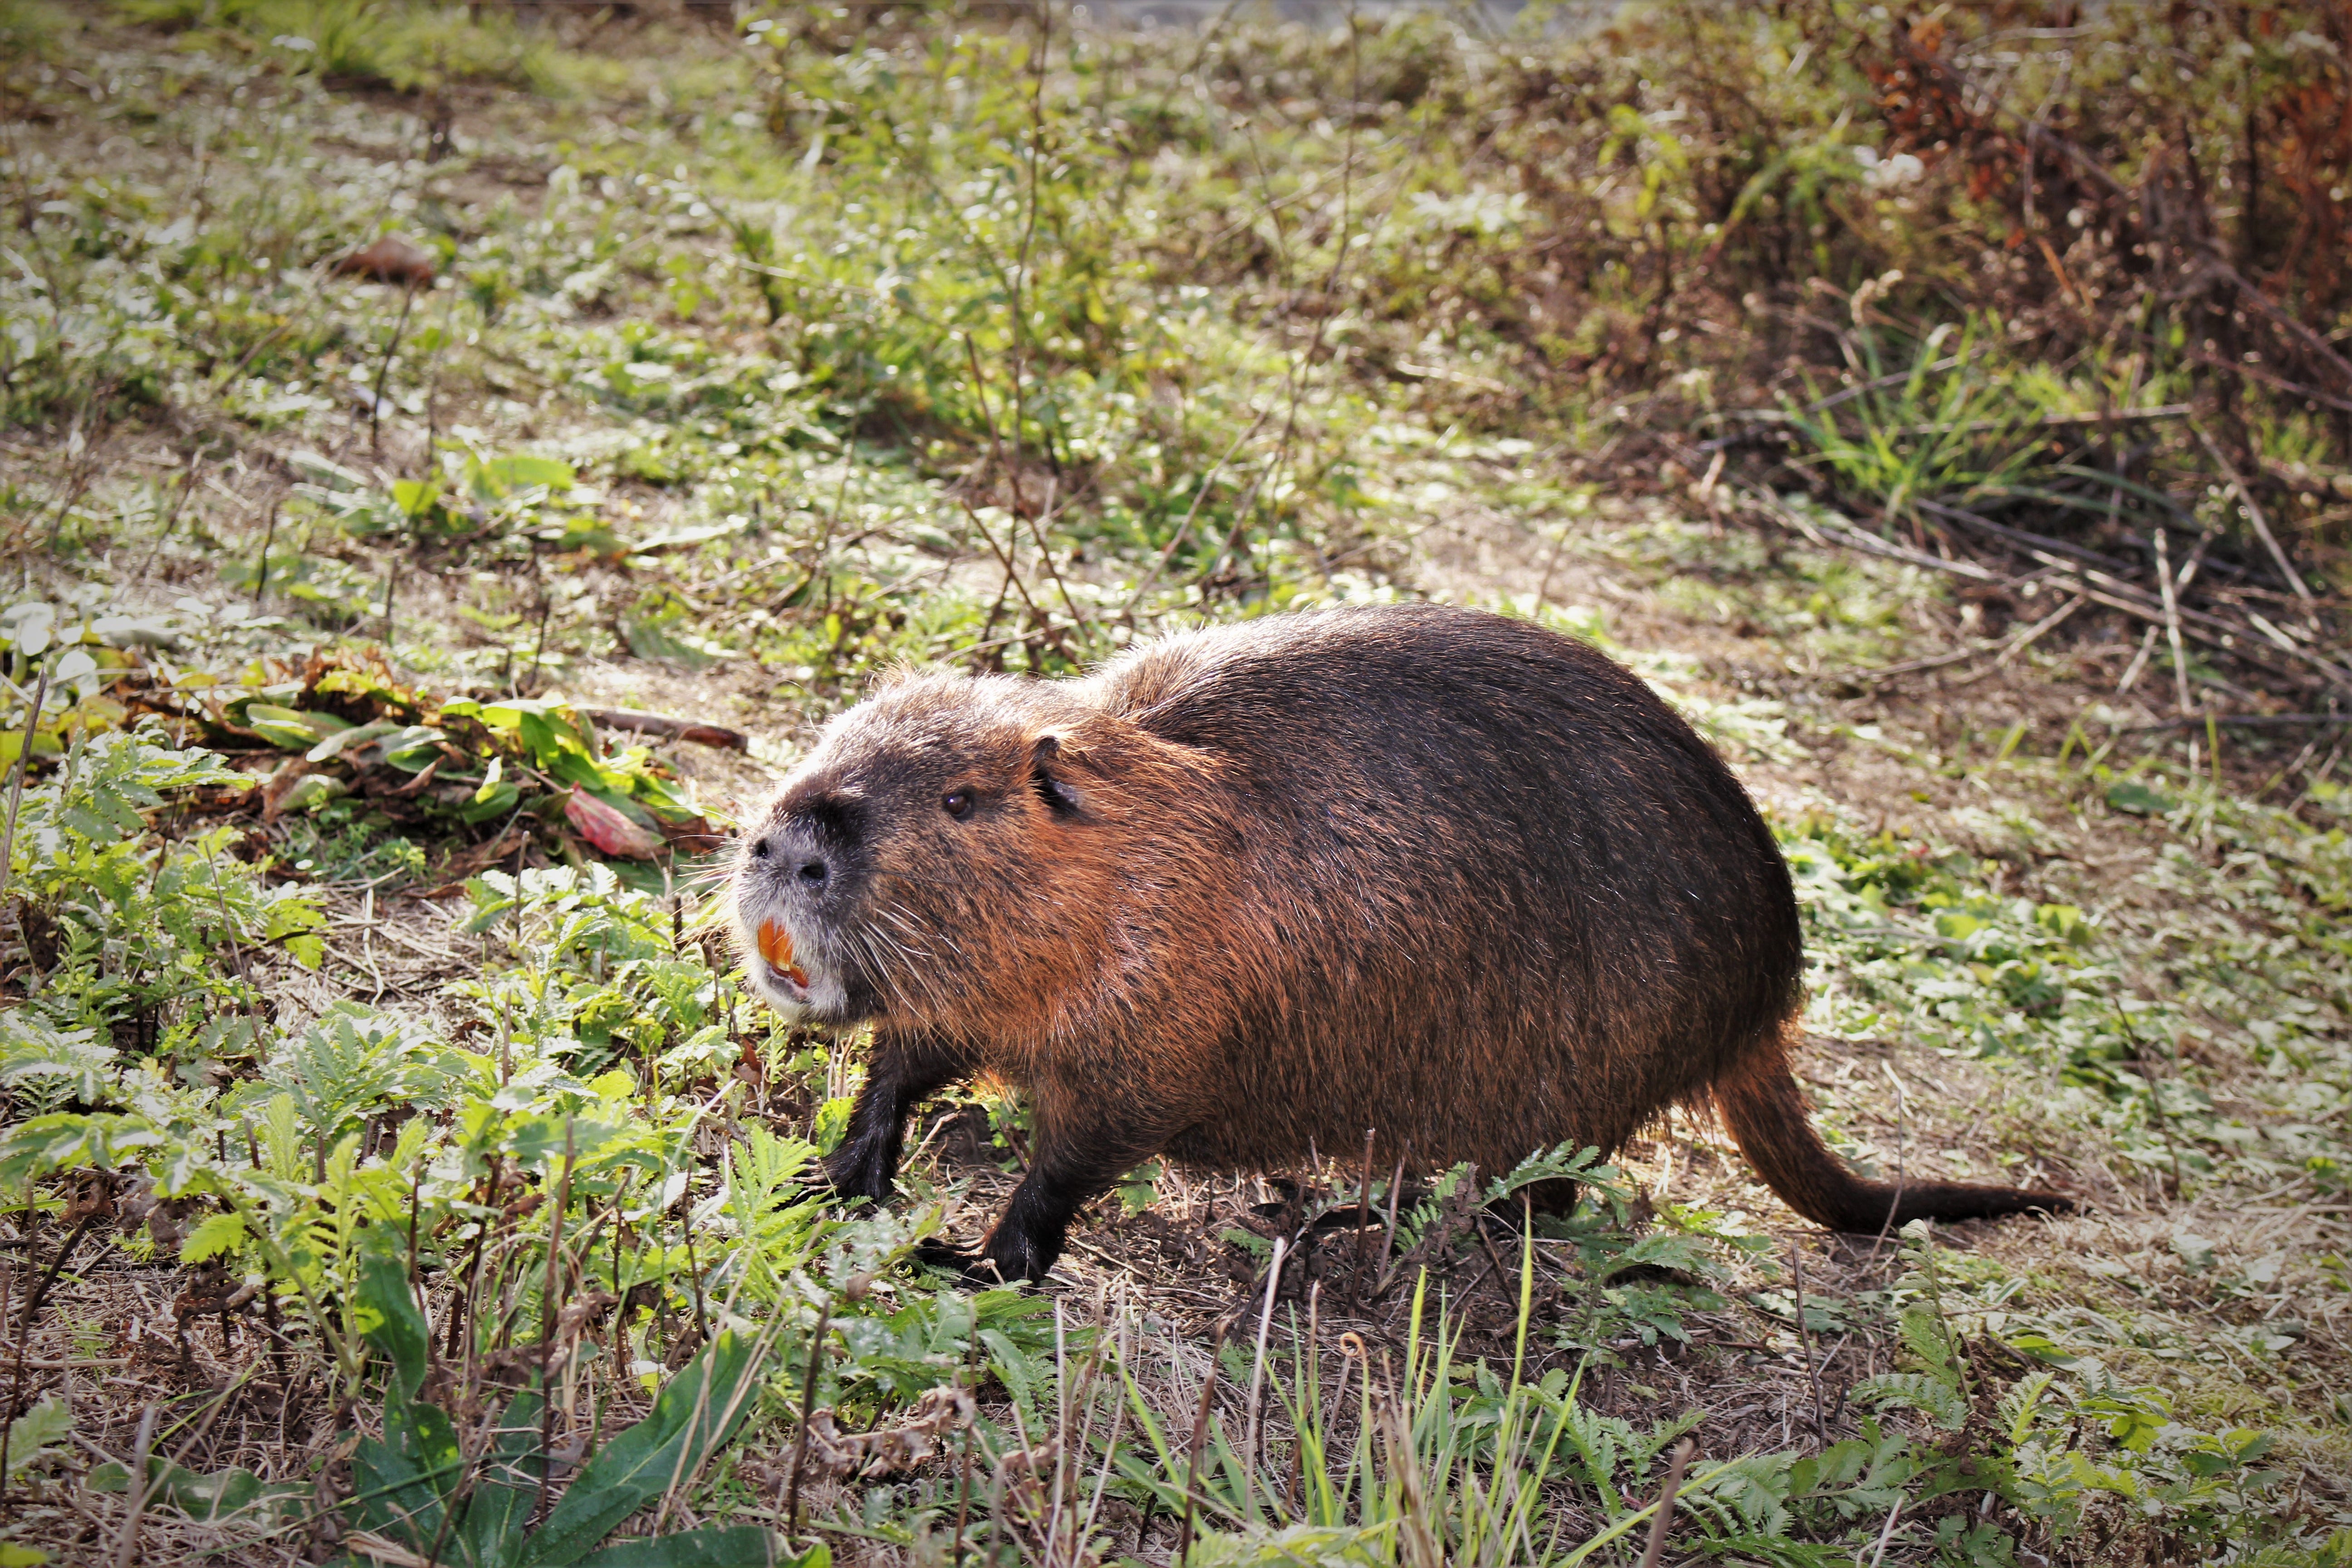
[911,1237,1024,1290]
[824,1142,894,1207]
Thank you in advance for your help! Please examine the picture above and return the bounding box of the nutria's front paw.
[824,1142,894,1207]
[909,1237,1019,1291]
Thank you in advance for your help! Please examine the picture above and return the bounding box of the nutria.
[732,603,2068,1283]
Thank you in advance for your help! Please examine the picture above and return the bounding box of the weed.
[5,5,2352,1566]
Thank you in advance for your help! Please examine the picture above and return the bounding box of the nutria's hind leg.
[827,1033,975,1206]
[1513,1177,1582,1216]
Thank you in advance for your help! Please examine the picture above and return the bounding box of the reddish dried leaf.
[564,788,665,859]
[333,233,437,286]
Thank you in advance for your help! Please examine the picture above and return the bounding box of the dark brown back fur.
[1090,607,1800,1175]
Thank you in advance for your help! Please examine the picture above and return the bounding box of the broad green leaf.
[2,1397,71,1478]
[355,1232,430,1401]
[0,730,64,767]
[456,1390,546,1568]
[460,780,523,823]
[1183,1525,1386,1568]
[392,477,444,518]
[2104,779,2176,816]
[573,1527,796,1568]
[377,725,449,770]
[517,1329,766,1568]
[242,704,352,750]
[275,774,349,816]
[474,455,574,497]
[179,1211,247,1264]
[94,1457,309,1524]
[306,719,400,763]
[49,647,98,695]
[3,601,56,657]
[1594,1230,1716,1280]
[0,1111,164,1183]
[352,1394,464,1548]
[517,710,595,771]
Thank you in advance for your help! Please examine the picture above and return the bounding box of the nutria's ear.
[1029,732,1086,818]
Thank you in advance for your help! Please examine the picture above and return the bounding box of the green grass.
[2,4,2351,1566]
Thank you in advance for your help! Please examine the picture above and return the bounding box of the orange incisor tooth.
[757,921,811,987]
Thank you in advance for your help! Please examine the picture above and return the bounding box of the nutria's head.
[731,671,1143,1032]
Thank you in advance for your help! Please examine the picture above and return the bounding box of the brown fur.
[732,605,2069,1281]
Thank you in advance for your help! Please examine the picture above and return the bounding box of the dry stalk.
[1241,1234,1290,1517]
[2154,528,2194,724]
[1867,1496,1906,1568]
[656,1309,778,1534]
[137,446,204,575]
[1172,1318,1230,1566]
[1790,490,2352,695]
[1005,0,1050,505]
[1788,1240,1828,1446]
[1078,1308,1132,1548]
[1286,1282,1318,1514]
[1119,404,1272,619]
[956,492,1062,657]
[250,495,280,617]
[786,1294,834,1533]
[1023,475,1089,635]
[1994,592,2089,666]
[17,1206,97,1341]
[1371,1144,1410,1297]
[1867,1064,1909,1264]
[1044,1298,1070,1566]
[954,1302,981,1568]
[1635,1437,1696,1568]
[1205,14,1374,588]
[2189,416,2312,607]
[523,590,553,698]
[0,1266,11,1509]
[36,383,113,556]
[369,279,421,457]
[0,662,53,918]
[535,1117,575,1523]
[1380,1373,1438,1568]
[109,1401,159,1568]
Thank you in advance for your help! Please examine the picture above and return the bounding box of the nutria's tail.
[1713,1033,2072,1232]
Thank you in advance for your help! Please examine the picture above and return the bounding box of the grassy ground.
[4,3,2352,1565]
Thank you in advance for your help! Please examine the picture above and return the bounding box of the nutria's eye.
[943,789,975,820]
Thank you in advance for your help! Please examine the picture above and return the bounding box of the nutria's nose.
[750,837,772,859]
[796,858,828,887]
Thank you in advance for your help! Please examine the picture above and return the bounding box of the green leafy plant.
[0,727,326,1056]
[346,1236,795,1568]
[1779,315,2065,533]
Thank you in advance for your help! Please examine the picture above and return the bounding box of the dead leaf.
[565,788,666,859]
[803,1385,977,1479]
[259,757,318,820]
[657,814,730,854]
[333,233,437,286]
